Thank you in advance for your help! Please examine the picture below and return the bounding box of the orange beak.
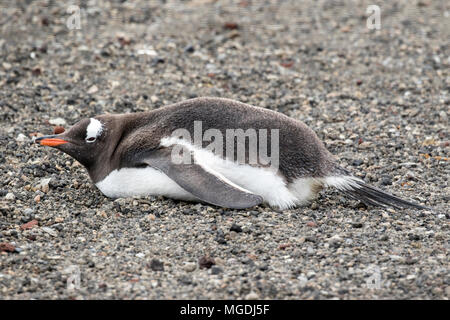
[35,135,68,147]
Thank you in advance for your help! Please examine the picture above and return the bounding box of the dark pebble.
[408,234,421,241]
[184,45,195,53]
[215,230,227,245]
[152,57,165,65]
[149,258,164,271]
[198,255,215,269]
[179,276,192,285]
[230,223,243,233]
[210,266,223,275]
[380,176,392,185]
[258,263,269,271]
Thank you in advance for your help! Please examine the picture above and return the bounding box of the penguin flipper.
[136,148,263,209]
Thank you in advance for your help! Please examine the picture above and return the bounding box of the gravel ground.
[0,0,449,299]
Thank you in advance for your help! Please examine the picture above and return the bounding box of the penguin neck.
[87,111,159,184]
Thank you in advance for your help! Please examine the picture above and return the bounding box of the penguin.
[35,97,427,210]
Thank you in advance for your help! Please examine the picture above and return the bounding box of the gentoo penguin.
[35,97,426,210]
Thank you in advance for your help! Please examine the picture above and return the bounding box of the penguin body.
[36,97,426,210]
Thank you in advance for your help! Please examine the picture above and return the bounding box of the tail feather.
[324,175,428,210]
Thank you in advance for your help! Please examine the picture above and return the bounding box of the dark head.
[35,117,111,170]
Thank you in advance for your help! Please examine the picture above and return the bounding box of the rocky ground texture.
[0,0,449,299]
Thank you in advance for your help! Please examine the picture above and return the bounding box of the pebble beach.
[0,0,448,299]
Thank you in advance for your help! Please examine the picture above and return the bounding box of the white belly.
[95,167,197,200]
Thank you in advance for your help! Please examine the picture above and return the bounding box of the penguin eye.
[85,137,96,143]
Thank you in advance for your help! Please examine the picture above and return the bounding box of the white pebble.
[49,118,67,126]
[245,291,260,300]
[4,193,15,200]
[16,133,28,142]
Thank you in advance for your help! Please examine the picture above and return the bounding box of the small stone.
[184,45,195,53]
[245,291,259,300]
[32,66,42,76]
[298,275,308,286]
[41,227,57,237]
[96,210,107,218]
[408,234,421,241]
[215,231,227,245]
[149,258,164,271]
[183,262,197,272]
[53,126,65,134]
[136,253,145,258]
[137,47,157,56]
[23,208,34,216]
[389,255,404,261]
[217,53,227,61]
[380,176,392,186]
[21,219,38,230]
[278,243,292,250]
[432,287,443,295]
[16,133,28,142]
[306,221,317,227]
[439,111,448,123]
[34,195,41,203]
[258,263,269,271]
[445,286,450,297]
[152,57,165,65]
[198,255,215,269]
[328,235,343,247]
[0,243,16,252]
[230,223,242,233]
[49,118,66,126]
[210,266,222,275]
[224,22,239,30]
[38,178,52,193]
[87,85,98,94]
[116,34,131,46]
[4,193,15,200]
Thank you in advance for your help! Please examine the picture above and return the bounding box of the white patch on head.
[85,118,103,142]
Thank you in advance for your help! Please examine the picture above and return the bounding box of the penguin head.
[35,117,109,169]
